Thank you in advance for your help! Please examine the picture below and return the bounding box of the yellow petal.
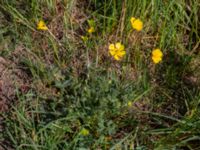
[109,49,116,56]
[152,56,162,64]
[115,42,122,49]
[131,18,143,31]
[114,55,121,61]
[152,49,163,58]
[119,45,125,51]
[115,42,125,51]
[109,44,115,50]
[88,26,95,33]
[130,17,136,24]
[117,50,126,57]
[37,20,48,30]
[114,51,126,61]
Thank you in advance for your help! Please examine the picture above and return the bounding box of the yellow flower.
[128,101,132,107]
[152,48,163,64]
[87,26,95,33]
[109,42,126,61]
[81,36,88,42]
[80,128,89,136]
[130,17,143,31]
[37,20,48,30]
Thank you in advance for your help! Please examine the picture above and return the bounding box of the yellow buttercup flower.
[130,17,143,31]
[80,128,89,136]
[87,26,95,33]
[152,48,163,64]
[37,20,48,30]
[128,101,132,107]
[109,42,126,61]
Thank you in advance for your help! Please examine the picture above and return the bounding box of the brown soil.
[0,56,29,112]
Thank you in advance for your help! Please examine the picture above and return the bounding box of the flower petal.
[109,49,116,56]
[109,44,115,50]
[37,20,48,30]
[117,50,126,57]
[115,42,125,51]
[130,17,136,24]
[88,26,95,33]
[131,18,143,31]
[152,56,162,64]
[152,49,163,57]
[115,42,122,49]
[114,55,121,60]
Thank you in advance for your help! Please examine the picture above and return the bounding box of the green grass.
[0,0,200,149]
